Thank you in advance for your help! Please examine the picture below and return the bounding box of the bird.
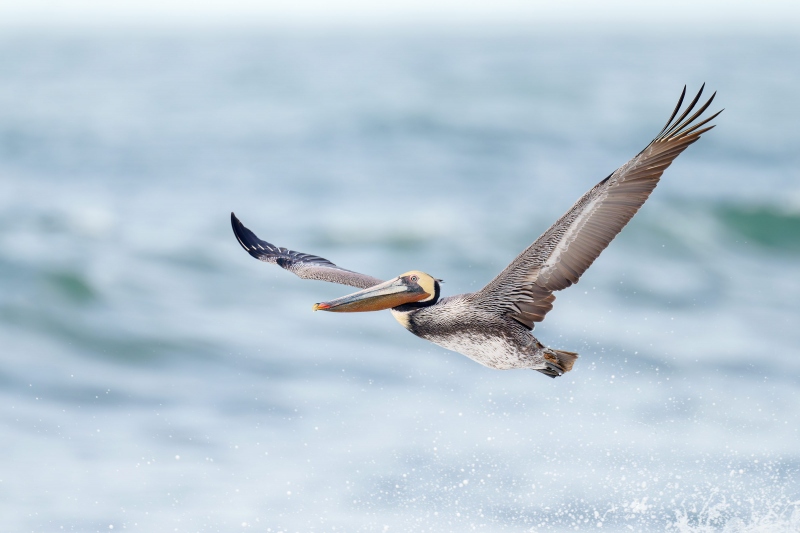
[231,85,721,378]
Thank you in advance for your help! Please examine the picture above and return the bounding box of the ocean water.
[1,29,799,532]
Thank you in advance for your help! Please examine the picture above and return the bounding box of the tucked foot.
[535,348,579,378]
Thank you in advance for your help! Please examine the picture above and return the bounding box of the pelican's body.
[389,295,576,375]
[232,86,721,378]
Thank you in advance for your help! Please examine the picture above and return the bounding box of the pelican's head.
[313,271,441,312]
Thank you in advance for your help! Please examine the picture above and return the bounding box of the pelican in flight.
[232,86,721,378]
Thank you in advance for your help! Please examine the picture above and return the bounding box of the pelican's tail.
[536,348,579,379]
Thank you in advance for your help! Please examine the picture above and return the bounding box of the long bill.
[313,277,429,312]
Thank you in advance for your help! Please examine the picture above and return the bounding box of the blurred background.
[1,1,799,531]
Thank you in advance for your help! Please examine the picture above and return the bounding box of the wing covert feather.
[231,213,385,289]
[475,85,722,329]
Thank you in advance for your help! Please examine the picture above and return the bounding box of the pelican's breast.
[393,296,533,370]
[423,331,527,370]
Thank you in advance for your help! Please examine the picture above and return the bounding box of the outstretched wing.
[231,212,385,289]
[474,85,722,329]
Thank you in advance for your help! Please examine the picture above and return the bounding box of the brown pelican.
[232,86,721,378]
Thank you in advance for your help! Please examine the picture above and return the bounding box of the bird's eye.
[410,275,418,282]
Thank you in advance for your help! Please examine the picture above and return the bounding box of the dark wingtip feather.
[230,212,269,259]
[231,212,247,241]
[657,85,687,137]
[679,108,724,137]
[667,90,718,138]
[231,212,247,249]
[654,84,723,145]
[662,84,706,138]
[231,212,242,238]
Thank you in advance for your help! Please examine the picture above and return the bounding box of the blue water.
[1,29,799,532]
